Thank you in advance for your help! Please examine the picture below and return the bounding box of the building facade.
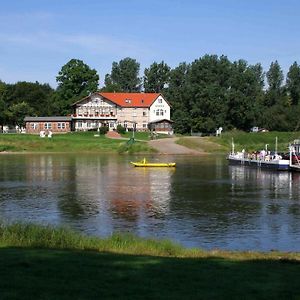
[71,92,172,133]
[24,116,72,134]
[24,93,173,134]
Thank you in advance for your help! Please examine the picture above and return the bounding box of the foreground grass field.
[0,132,154,153]
[1,223,300,299]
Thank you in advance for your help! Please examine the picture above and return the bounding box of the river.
[1,153,300,251]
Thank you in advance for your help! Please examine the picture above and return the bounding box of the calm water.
[1,153,300,251]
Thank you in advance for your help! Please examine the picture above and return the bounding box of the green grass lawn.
[1,223,300,299]
[214,130,300,153]
[177,131,300,154]
[176,136,229,153]
[0,132,154,153]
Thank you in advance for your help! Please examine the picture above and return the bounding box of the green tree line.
[1,56,300,133]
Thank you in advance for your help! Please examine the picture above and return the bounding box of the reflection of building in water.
[106,166,174,223]
[25,154,58,182]
[23,154,174,229]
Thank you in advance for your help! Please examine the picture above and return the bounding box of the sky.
[0,0,300,88]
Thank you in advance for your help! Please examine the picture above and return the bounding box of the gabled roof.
[71,92,170,108]
[100,92,160,108]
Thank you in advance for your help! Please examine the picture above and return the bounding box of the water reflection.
[1,154,300,251]
[0,154,174,236]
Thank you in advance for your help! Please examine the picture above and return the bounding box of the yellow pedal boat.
[131,158,176,167]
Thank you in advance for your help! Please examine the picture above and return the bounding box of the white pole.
[265,144,269,152]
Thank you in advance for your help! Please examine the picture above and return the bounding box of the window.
[58,122,65,129]
[44,123,52,129]
[77,121,82,128]
[156,110,159,116]
[143,111,147,116]
[158,98,162,103]
[30,123,37,129]
[143,124,147,128]
[160,109,164,116]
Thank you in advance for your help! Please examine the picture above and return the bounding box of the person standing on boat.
[242,149,245,158]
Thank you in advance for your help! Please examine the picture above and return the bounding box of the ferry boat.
[228,152,290,170]
[289,140,300,172]
[227,139,290,171]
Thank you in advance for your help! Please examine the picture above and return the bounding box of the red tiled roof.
[100,92,160,107]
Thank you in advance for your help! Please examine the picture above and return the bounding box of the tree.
[143,61,170,92]
[265,61,284,106]
[3,81,54,116]
[0,81,8,128]
[164,62,191,133]
[286,62,300,105]
[186,55,232,133]
[103,57,141,92]
[55,59,99,114]
[226,61,264,130]
[8,101,34,127]
[101,74,122,92]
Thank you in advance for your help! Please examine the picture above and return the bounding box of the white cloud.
[0,31,155,58]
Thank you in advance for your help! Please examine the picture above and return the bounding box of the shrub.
[116,124,126,134]
[99,126,109,135]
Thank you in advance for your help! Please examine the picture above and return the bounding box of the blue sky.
[1,0,300,88]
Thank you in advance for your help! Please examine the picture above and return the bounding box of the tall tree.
[143,61,170,92]
[265,61,284,106]
[55,59,99,114]
[286,61,300,105]
[103,57,141,92]
[165,62,191,133]
[187,55,232,133]
[227,61,264,130]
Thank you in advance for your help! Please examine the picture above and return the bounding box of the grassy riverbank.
[177,131,300,154]
[0,132,154,153]
[1,223,300,299]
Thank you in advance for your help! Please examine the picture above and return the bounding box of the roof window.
[125,99,131,103]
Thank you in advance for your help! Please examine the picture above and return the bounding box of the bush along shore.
[1,223,300,299]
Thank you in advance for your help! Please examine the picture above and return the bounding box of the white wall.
[149,95,170,122]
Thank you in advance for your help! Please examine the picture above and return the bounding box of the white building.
[71,92,173,133]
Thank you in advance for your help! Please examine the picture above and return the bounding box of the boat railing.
[229,151,285,162]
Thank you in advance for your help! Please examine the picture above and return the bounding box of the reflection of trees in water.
[57,155,110,219]
[169,162,263,231]
[166,160,300,249]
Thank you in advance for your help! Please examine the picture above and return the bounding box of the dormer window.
[141,99,144,103]
[125,99,131,104]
